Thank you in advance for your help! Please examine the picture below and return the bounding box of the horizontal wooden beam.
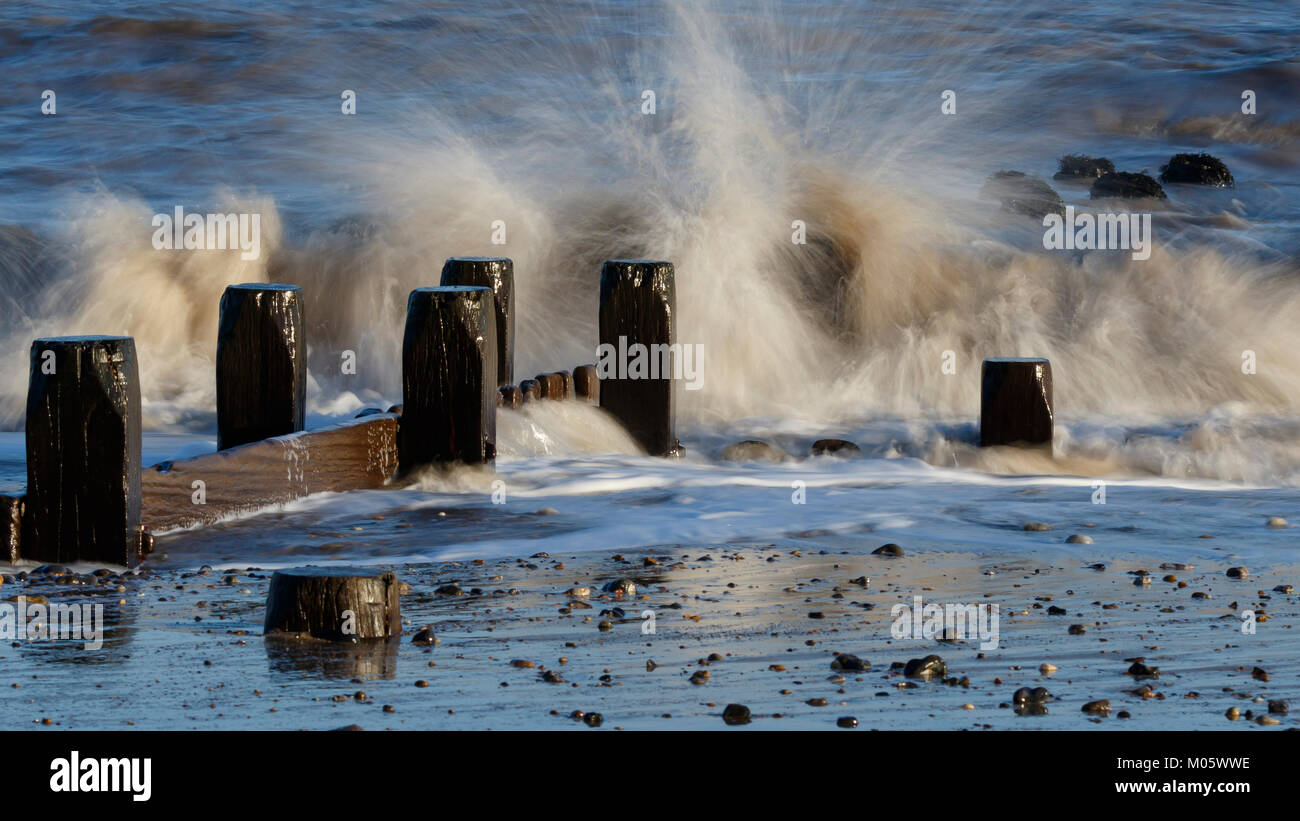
[141,414,398,534]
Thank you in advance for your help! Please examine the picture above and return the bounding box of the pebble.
[836,716,858,728]
[411,626,437,645]
[1068,624,1087,635]
[872,543,904,557]
[1065,534,1092,544]
[1268,699,1289,715]
[1082,700,1111,715]
[1023,522,1051,532]
[1256,715,1279,726]
[1013,686,1050,705]
[830,653,869,672]
[1039,663,1058,676]
[722,704,752,726]
[583,712,603,727]
[903,655,947,679]
[1273,584,1293,594]
[1266,516,1287,528]
[603,579,636,597]
[1225,707,1241,721]
[1225,567,1249,579]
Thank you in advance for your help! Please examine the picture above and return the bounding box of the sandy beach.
[2,531,1294,731]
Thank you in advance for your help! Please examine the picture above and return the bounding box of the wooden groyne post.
[264,566,401,640]
[979,357,1054,450]
[217,283,305,451]
[598,260,679,456]
[23,336,146,566]
[399,286,498,472]
[440,257,514,387]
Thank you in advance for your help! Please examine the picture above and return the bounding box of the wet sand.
[1,538,1295,730]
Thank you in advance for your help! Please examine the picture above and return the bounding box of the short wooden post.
[573,364,599,403]
[0,494,21,564]
[980,357,1053,450]
[440,257,514,386]
[399,286,497,471]
[499,385,522,409]
[264,567,401,640]
[520,379,540,403]
[599,260,678,456]
[24,336,144,566]
[217,283,305,451]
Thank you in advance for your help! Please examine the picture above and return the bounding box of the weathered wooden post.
[599,260,678,456]
[0,494,21,564]
[399,286,497,472]
[264,567,401,640]
[573,364,599,403]
[519,379,540,404]
[217,283,305,451]
[440,257,514,387]
[980,357,1053,450]
[24,336,144,566]
[499,385,522,409]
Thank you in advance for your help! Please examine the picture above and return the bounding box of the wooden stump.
[599,260,678,456]
[399,286,497,471]
[535,372,567,400]
[980,357,1053,450]
[499,385,522,409]
[556,370,575,399]
[0,494,21,565]
[440,257,514,386]
[24,336,143,566]
[573,364,599,403]
[263,567,401,641]
[217,283,305,451]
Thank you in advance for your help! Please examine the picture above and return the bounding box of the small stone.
[1225,706,1241,721]
[414,680,429,688]
[1013,686,1050,705]
[1065,534,1093,544]
[1251,667,1269,682]
[722,704,751,726]
[830,653,869,672]
[1039,663,1057,676]
[1068,624,1087,635]
[1023,522,1051,532]
[1267,700,1288,715]
[1127,661,1159,679]
[509,659,535,669]
[904,655,946,679]
[603,578,636,597]
[1266,516,1287,528]
[565,586,592,598]
[1226,567,1249,579]
[583,712,603,727]
[1256,715,1280,726]
[836,716,858,728]
[1273,584,1293,594]
[411,626,437,645]
[872,543,904,557]
[806,697,828,707]
[1082,699,1111,715]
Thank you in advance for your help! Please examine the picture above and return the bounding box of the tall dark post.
[599,260,678,456]
[24,336,143,566]
[399,286,497,471]
[440,257,514,387]
[980,357,1054,450]
[217,283,305,450]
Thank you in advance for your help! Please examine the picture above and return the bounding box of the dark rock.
[1158,153,1234,187]
[603,578,636,597]
[719,440,788,462]
[980,171,1065,219]
[830,653,869,672]
[904,655,947,679]
[1127,661,1159,679]
[836,716,858,728]
[722,703,751,725]
[1226,566,1249,579]
[1082,699,1111,715]
[1090,171,1167,199]
[1054,154,1115,180]
[872,543,904,557]
[810,439,861,457]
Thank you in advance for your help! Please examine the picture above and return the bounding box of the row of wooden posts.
[0,256,1053,569]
